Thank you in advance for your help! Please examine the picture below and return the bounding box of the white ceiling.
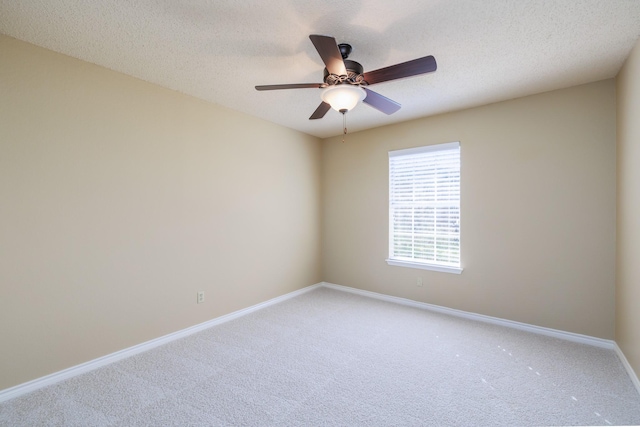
[1,0,640,138]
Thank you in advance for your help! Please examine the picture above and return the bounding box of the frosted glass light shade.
[321,85,366,112]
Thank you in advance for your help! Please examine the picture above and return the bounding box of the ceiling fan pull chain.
[342,110,347,143]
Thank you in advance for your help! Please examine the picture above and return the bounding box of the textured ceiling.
[1,0,640,138]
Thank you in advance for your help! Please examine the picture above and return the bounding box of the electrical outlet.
[417,277,423,287]
[197,291,205,304]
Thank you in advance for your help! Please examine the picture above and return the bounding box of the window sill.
[386,259,463,275]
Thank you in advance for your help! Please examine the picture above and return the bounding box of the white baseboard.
[320,282,640,394]
[0,282,323,403]
[330,282,640,394]
[3,281,638,403]
[614,343,640,396]
[321,282,615,349]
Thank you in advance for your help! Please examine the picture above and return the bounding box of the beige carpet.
[1,286,639,426]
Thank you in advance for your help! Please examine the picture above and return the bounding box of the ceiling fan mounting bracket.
[338,43,352,59]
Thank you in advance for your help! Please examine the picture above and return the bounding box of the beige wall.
[322,80,617,339]
[0,32,626,392]
[0,36,322,390]
[616,38,640,377]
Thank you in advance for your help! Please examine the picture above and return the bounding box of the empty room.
[1,0,640,425]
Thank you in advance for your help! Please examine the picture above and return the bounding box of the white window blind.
[387,142,461,273]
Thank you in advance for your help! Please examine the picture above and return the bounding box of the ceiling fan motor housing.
[323,60,365,86]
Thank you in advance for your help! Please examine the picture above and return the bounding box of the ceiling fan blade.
[309,35,347,77]
[309,101,331,120]
[362,88,401,115]
[363,55,437,85]
[255,83,323,91]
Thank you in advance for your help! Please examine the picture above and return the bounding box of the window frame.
[386,141,463,275]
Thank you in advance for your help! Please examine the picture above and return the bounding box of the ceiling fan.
[255,35,437,120]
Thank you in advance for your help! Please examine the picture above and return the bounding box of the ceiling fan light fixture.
[321,85,366,113]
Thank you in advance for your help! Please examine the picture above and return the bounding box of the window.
[387,141,462,274]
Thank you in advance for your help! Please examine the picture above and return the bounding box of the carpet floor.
[1,286,639,426]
